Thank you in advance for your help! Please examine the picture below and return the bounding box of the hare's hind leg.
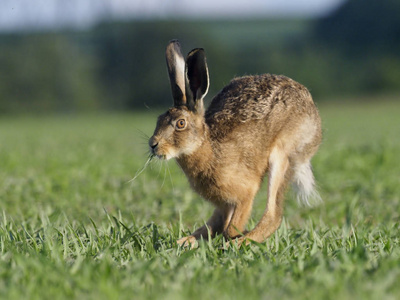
[177,205,234,248]
[238,145,290,245]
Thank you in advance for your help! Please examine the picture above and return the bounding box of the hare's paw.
[224,236,251,249]
[177,236,198,249]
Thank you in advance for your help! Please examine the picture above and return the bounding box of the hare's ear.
[166,40,188,107]
[186,48,209,113]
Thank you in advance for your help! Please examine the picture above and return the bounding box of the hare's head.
[149,40,209,160]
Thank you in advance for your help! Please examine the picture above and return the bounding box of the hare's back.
[205,74,314,137]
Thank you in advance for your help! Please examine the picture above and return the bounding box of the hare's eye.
[176,119,186,130]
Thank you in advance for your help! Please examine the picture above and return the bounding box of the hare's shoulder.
[205,74,299,133]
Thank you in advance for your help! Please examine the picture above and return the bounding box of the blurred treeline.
[0,0,399,113]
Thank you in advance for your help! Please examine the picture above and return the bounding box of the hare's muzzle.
[149,138,168,160]
[149,137,158,152]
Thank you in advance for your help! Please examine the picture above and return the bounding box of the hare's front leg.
[177,205,234,248]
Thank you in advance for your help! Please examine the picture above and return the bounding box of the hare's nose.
[149,138,158,150]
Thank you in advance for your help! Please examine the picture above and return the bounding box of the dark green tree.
[0,34,101,113]
[315,0,400,54]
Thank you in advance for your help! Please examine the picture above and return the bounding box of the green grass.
[1,98,400,299]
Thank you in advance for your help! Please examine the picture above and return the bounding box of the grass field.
[1,98,399,299]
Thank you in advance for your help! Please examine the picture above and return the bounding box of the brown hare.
[149,40,322,247]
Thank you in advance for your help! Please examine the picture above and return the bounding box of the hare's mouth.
[150,148,171,161]
[150,148,164,160]
[155,153,167,160]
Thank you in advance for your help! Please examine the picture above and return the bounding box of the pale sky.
[0,0,346,31]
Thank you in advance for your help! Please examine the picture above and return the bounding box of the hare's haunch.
[149,40,322,247]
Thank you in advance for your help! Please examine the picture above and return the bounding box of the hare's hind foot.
[177,236,198,249]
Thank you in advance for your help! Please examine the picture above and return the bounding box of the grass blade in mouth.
[129,154,155,183]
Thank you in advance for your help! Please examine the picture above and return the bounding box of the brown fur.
[149,40,322,247]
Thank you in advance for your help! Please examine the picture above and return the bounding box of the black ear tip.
[186,48,207,65]
[168,39,181,48]
[166,40,184,59]
[188,48,205,57]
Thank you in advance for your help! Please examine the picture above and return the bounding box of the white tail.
[291,162,321,206]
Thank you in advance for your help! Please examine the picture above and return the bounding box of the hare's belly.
[186,166,261,206]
